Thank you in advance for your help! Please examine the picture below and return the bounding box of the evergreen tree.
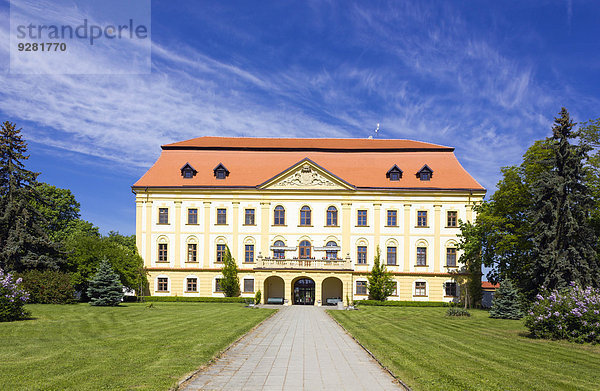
[528,108,600,299]
[87,258,124,306]
[489,280,522,319]
[220,246,240,297]
[367,246,395,301]
[0,121,61,272]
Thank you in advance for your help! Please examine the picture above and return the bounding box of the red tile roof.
[482,281,500,289]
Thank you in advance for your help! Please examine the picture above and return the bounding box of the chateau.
[133,137,485,305]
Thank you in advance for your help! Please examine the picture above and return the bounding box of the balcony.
[255,255,352,271]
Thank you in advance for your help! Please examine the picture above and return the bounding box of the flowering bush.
[525,283,600,344]
[0,268,30,322]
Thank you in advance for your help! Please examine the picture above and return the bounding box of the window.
[416,247,427,266]
[415,281,426,296]
[326,206,338,226]
[387,210,397,226]
[183,169,193,178]
[447,211,457,227]
[390,171,400,181]
[274,205,285,225]
[244,279,254,293]
[158,208,168,224]
[181,163,197,178]
[357,246,367,264]
[213,163,229,179]
[300,206,311,226]
[273,240,285,259]
[356,281,367,295]
[357,210,367,226]
[387,246,397,265]
[299,240,311,259]
[447,248,457,266]
[420,172,431,180]
[186,278,197,292]
[188,208,198,224]
[187,243,197,262]
[445,282,457,297]
[245,245,254,263]
[386,165,403,181]
[244,209,255,225]
[216,244,226,263]
[417,211,427,227]
[391,281,398,296]
[157,277,168,292]
[216,208,227,225]
[158,243,168,262]
[416,165,433,181]
[325,241,338,260]
[215,278,223,292]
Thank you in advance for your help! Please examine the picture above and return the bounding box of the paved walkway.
[182,306,402,391]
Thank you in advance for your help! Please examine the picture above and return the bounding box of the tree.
[220,246,240,297]
[0,121,61,272]
[489,280,522,319]
[87,258,124,306]
[528,108,600,299]
[456,220,484,308]
[32,183,81,242]
[367,246,395,301]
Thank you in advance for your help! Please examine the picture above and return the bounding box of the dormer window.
[213,163,230,180]
[180,163,197,179]
[386,165,403,181]
[416,165,433,181]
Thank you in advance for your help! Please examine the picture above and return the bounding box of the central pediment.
[258,158,355,191]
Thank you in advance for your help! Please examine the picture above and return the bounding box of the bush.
[255,289,262,305]
[0,268,30,322]
[142,296,247,303]
[446,307,471,317]
[17,270,76,304]
[355,300,449,307]
[525,283,600,343]
[87,259,124,306]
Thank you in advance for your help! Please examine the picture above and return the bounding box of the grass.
[0,302,275,391]
[329,307,600,391]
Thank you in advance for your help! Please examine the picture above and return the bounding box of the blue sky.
[1,1,599,235]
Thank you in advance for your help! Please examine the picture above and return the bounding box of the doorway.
[293,278,315,305]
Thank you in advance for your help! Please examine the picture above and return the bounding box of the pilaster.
[203,201,211,267]
[403,204,411,272]
[174,200,182,267]
[434,204,442,273]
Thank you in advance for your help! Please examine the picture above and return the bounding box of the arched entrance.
[293,277,315,305]
[322,277,343,305]
[264,276,285,304]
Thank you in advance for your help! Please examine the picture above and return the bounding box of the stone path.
[182,305,403,391]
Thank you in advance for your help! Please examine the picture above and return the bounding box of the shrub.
[489,280,522,319]
[16,270,76,304]
[525,283,600,343]
[0,268,30,322]
[355,300,449,307]
[142,296,247,303]
[87,259,124,306]
[254,289,262,305]
[446,307,471,317]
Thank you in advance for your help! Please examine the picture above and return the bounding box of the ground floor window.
[445,282,457,297]
[215,278,223,292]
[244,279,254,293]
[391,281,398,296]
[415,281,426,296]
[356,281,367,295]
[186,278,197,292]
[157,277,168,292]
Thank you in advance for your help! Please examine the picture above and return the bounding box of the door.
[293,278,315,305]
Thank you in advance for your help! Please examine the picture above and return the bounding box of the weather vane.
[374,123,380,138]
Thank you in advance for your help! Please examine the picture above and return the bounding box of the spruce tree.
[0,121,61,272]
[220,246,240,297]
[87,258,124,306]
[489,280,522,319]
[367,246,395,301]
[528,108,600,299]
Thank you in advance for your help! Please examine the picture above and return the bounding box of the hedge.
[16,270,76,304]
[354,300,450,307]
[142,296,248,303]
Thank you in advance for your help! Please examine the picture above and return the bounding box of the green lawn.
[0,303,275,391]
[329,307,600,391]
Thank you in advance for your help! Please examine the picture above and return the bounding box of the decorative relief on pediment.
[271,164,339,189]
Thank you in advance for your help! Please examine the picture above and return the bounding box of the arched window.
[325,241,338,260]
[274,205,285,225]
[326,206,338,226]
[300,206,311,226]
[299,240,311,259]
[273,240,285,259]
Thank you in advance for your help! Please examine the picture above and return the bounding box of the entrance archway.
[293,277,315,305]
[322,277,343,305]
[264,276,285,304]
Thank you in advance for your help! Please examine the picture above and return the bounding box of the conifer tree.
[220,246,240,297]
[528,108,600,299]
[367,246,395,301]
[87,258,124,306]
[0,121,61,272]
[489,280,522,319]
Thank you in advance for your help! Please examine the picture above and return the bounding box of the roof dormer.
[213,163,230,179]
[180,163,197,179]
[416,165,433,181]
[386,165,403,181]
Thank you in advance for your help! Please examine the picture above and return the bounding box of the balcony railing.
[255,256,352,270]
